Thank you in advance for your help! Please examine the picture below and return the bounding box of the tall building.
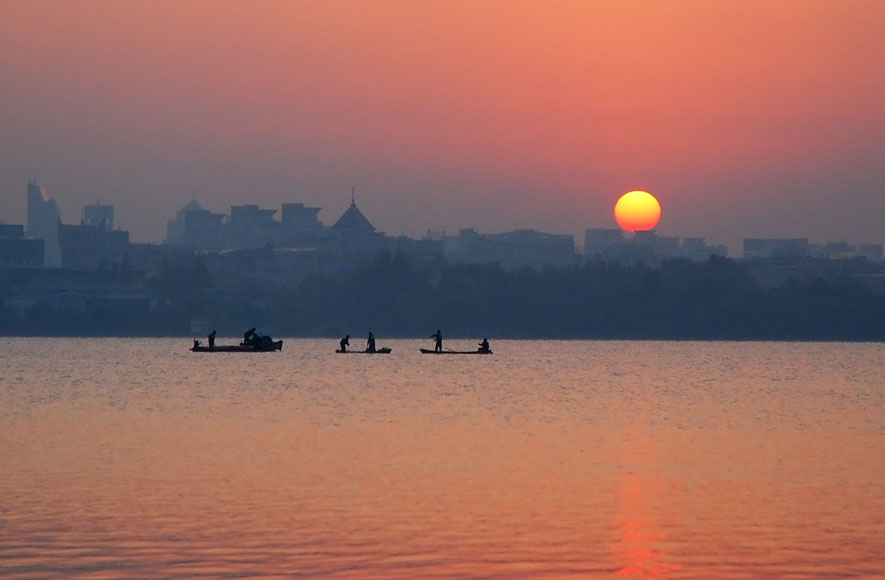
[82,203,114,229]
[26,179,61,266]
[165,200,227,250]
[165,200,203,245]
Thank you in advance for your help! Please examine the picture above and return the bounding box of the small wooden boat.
[336,347,392,354]
[191,339,283,352]
[419,348,492,355]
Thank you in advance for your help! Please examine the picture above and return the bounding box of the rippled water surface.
[1,338,883,579]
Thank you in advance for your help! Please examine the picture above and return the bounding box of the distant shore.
[3,255,883,341]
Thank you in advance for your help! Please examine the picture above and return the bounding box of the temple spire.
[333,186,375,233]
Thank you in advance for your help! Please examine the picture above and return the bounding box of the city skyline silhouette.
[2,1,883,256]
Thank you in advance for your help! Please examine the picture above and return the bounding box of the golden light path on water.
[0,338,882,579]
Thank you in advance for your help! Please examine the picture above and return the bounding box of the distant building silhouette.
[82,203,114,229]
[165,202,226,250]
[743,238,809,259]
[446,228,576,269]
[281,202,324,238]
[0,224,44,267]
[162,193,440,283]
[584,228,726,263]
[740,237,883,260]
[332,197,377,235]
[815,241,883,261]
[41,201,131,269]
[229,204,278,249]
[58,221,129,269]
[584,228,625,257]
[165,199,203,245]
[5,178,885,338]
[26,179,61,266]
[858,244,883,260]
[166,190,389,252]
[183,207,227,251]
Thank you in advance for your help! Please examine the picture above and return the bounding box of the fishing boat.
[336,347,392,354]
[191,337,283,352]
[419,348,492,355]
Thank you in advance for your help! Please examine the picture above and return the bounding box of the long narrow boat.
[336,347,392,354]
[419,348,492,355]
[191,340,283,352]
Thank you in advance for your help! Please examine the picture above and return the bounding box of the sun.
[614,190,661,232]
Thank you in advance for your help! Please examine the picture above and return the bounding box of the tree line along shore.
[1,253,883,340]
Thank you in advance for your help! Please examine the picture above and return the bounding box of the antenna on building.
[351,186,356,206]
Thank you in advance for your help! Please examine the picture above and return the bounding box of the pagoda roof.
[332,200,375,233]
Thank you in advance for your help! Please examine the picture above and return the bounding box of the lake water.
[0,338,882,579]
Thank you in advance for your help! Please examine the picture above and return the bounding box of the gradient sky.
[1,0,883,254]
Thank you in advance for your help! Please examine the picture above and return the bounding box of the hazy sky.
[1,0,883,254]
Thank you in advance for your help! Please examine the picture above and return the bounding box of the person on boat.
[340,334,350,352]
[431,329,443,352]
[366,331,376,353]
[193,339,201,349]
[478,337,490,353]
[243,327,256,345]
[208,330,216,349]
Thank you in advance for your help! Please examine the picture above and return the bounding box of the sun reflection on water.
[0,338,882,579]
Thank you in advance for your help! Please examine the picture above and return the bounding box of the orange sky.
[1,0,883,252]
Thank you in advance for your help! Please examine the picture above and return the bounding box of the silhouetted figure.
[244,327,256,345]
[340,334,350,352]
[431,329,443,352]
[193,339,200,349]
[208,330,216,349]
[478,338,490,353]
[366,331,376,353]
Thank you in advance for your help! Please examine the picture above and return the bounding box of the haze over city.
[2,0,884,254]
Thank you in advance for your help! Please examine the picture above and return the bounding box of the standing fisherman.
[431,329,443,352]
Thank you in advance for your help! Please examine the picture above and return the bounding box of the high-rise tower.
[26,178,61,266]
